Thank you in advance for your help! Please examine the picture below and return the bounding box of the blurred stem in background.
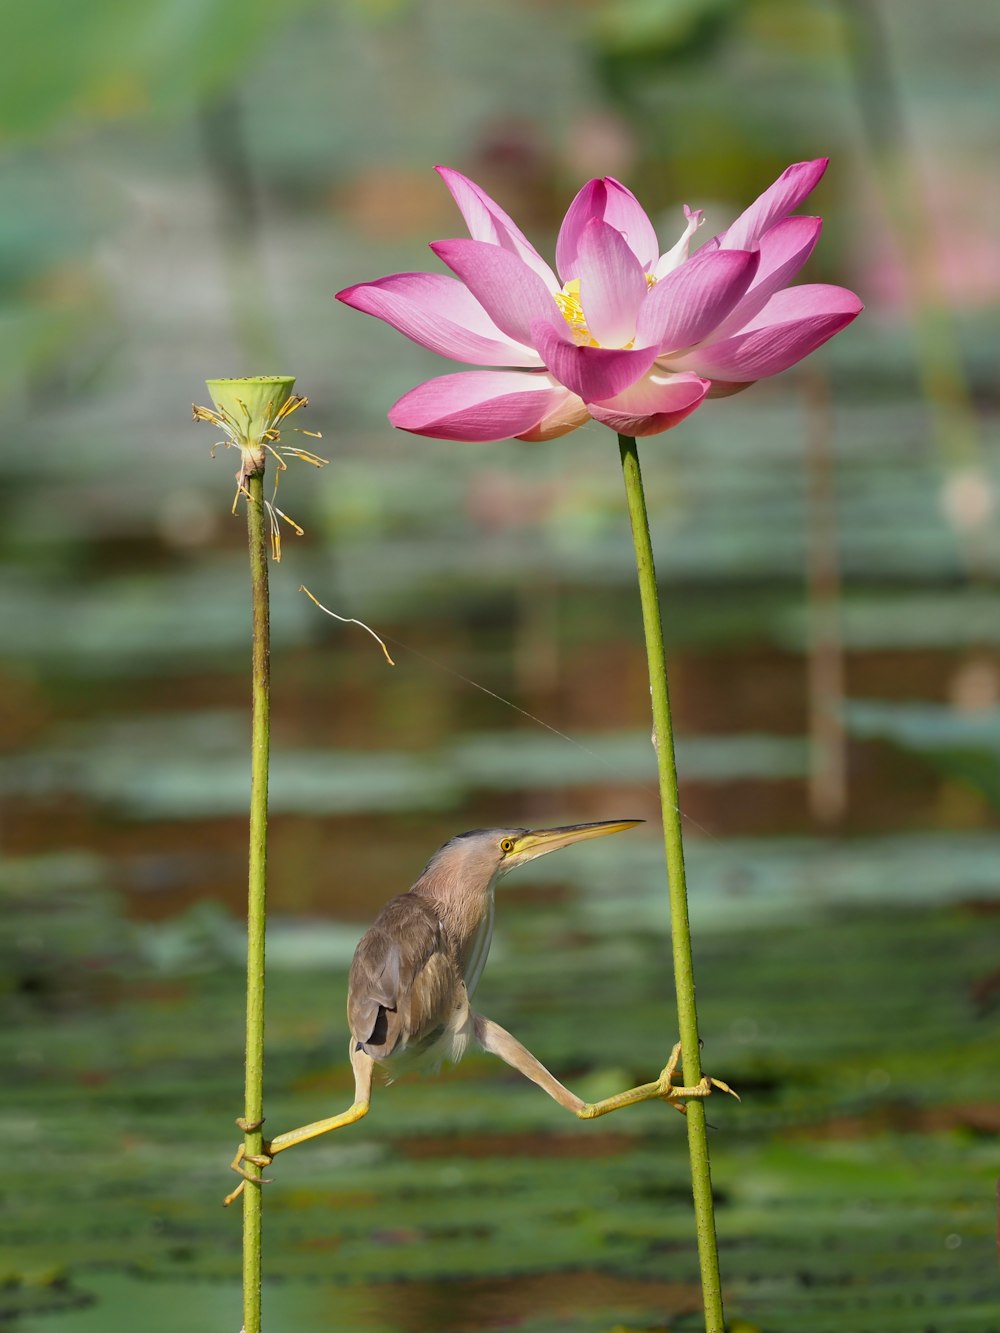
[837,0,988,570]
[199,95,279,370]
[802,366,848,826]
[617,434,726,1333]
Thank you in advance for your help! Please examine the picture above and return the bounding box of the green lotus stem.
[193,376,315,1332]
[617,433,725,1333]
[242,468,270,1333]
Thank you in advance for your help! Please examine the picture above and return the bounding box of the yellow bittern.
[226,819,733,1203]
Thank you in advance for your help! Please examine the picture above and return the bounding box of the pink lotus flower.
[337,161,862,442]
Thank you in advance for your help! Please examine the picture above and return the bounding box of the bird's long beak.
[507,819,642,867]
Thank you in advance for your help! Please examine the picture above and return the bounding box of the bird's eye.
[500,838,515,854]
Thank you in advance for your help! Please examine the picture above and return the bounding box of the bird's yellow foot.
[223,1124,274,1207]
[576,1041,739,1121]
[654,1041,740,1115]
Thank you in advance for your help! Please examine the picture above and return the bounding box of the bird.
[225,819,734,1203]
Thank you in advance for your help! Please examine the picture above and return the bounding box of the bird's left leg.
[473,1016,735,1121]
[473,1013,586,1112]
[224,1042,374,1205]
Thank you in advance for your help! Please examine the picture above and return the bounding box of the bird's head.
[420,819,642,899]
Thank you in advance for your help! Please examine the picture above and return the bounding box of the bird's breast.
[460,889,496,1000]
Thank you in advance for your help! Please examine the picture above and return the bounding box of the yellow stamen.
[194,390,328,562]
[554,278,599,347]
[280,446,327,467]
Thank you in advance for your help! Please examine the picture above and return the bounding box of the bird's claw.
[223,1136,275,1207]
[575,1040,739,1121]
[655,1042,740,1115]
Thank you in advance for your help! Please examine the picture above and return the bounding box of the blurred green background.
[2,1,999,1330]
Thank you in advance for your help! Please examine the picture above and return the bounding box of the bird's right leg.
[224,1042,373,1205]
[266,1042,374,1156]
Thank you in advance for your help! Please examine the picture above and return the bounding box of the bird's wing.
[348,894,461,1061]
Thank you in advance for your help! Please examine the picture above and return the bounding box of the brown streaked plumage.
[225,818,736,1204]
[348,892,466,1069]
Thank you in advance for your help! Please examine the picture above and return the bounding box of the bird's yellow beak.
[507,819,642,866]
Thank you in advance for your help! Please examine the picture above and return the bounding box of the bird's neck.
[411,872,494,957]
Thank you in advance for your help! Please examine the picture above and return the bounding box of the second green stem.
[617,434,725,1333]
[242,470,270,1333]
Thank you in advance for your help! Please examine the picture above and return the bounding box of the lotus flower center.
[555,273,658,349]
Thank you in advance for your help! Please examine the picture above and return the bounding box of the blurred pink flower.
[337,161,862,442]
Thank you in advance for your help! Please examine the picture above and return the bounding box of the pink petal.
[435,167,559,291]
[652,205,704,279]
[556,177,660,281]
[576,219,649,347]
[636,247,759,354]
[720,159,828,251]
[388,369,568,442]
[588,370,710,437]
[531,319,661,403]
[706,216,822,340]
[431,239,560,348]
[667,284,862,380]
[706,381,755,399]
[516,391,591,441]
[336,273,542,367]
